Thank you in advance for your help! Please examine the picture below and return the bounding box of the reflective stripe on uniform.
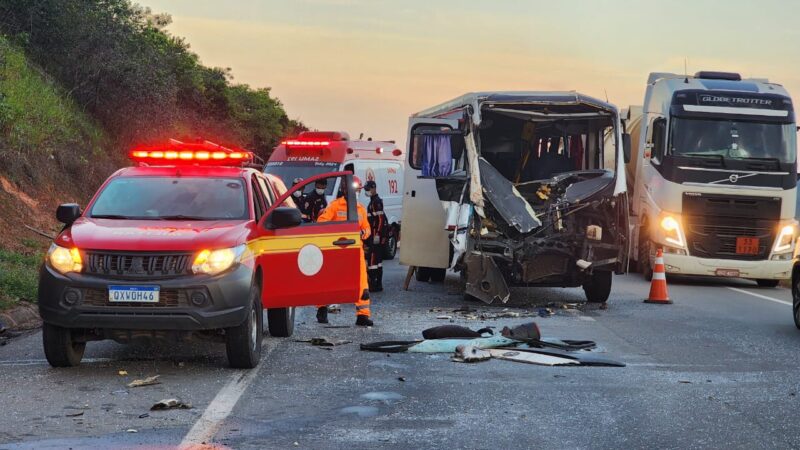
[367,211,385,217]
[368,265,379,270]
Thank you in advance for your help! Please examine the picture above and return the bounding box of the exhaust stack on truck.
[624,71,798,285]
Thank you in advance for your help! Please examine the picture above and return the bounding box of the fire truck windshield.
[89,177,248,220]
[263,162,340,195]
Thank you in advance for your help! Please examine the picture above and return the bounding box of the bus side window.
[410,129,466,177]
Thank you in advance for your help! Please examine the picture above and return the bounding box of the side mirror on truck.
[622,133,632,164]
[265,207,303,230]
[56,203,81,226]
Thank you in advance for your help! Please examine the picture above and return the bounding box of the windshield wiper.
[90,214,132,220]
[154,215,213,221]
[736,156,781,163]
[682,153,726,161]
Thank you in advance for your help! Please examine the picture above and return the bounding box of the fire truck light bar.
[130,140,253,165]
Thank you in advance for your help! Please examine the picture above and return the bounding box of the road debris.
[422,325,493,339]
[501,322,541,341]
[138,413,150,419]
[126,429,138,433]
[452,344,491,363]
[118,370,128,376]
[294,337,352,347]
[65,411,84,417]
[127,375,160,388]
[436,315,452,320]
[489,349,579,366]
[397,377,406,382]
[150,398,192,411]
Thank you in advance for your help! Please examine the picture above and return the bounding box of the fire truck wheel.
[267,307,295,337]
[756,279,779,288]
[225,286,263,369]
[42,322,85,367]
[583,271,612,303]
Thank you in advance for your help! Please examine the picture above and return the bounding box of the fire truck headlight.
[48,244,83,275]
[773,223,797,253]
[192,245,245,275]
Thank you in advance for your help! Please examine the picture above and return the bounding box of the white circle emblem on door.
[297,244,324,276]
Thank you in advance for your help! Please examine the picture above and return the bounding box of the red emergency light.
[130,140,253,166]
[281,139,331,148]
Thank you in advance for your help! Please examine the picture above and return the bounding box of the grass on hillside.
[0,36,104,153]
[0,248,41,310]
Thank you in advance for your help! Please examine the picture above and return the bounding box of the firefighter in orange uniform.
[315,176,373,326]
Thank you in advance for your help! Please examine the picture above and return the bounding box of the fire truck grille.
[85,252,192,279]
[83,288,187,307]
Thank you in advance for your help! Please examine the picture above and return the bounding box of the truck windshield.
[670,118,796,163]
[89,177,248,220]
[263,162,339,195]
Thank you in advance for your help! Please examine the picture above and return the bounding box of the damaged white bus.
[400,92,631,304]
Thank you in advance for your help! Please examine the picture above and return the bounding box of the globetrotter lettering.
[699,95,773,106]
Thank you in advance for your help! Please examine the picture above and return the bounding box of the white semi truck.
[625,71,798,286]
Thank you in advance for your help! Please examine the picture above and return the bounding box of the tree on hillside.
[0,0,305,158]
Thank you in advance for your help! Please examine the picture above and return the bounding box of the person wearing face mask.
[301,178,328,222]
[291,178,306,213]
[362,180,386,292]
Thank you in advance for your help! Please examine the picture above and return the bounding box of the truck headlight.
[47,244,83,274]
[660,215,685,248]
[773,223,797,253]
[192,245,245,275]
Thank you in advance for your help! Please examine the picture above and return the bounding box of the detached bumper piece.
[464,253,510,304]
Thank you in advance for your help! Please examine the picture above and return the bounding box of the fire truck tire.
[225,286,263,369]
[756,279,780,288]
[384,234,398,260]
[42,322,85,367]
[429,268,447,283]
[267,307,295,337]
[583,271,612,303]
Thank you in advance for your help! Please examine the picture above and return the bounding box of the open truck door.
[255,172,362,308]
[400,118,464,271]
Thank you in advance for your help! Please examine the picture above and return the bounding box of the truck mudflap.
[464,253,510,304]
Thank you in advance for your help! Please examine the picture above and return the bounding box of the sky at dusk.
[141,0,800,148]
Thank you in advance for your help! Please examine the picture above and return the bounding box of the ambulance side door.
[253,173,361,308]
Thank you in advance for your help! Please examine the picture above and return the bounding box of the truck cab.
[626,72,798,285]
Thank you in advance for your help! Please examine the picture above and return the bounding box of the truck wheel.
[430,268,447,283]
[756,279,779,288]
[793,274,800,329]
[639,237,653,282]
[42,322,85,367]
[583,271,612,303]
[267,307,295,337]
[416,267,431,282]
[226,285,263,369]
[383,234,398,260]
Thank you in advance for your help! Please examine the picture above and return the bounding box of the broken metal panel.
[478,158,541,233]
[465,121,484,211]
[563,172,616,204]
[464,253,510,304]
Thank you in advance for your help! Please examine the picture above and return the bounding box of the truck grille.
[85,252,192,279]
[685,220,775,261]
[83,288,187,307]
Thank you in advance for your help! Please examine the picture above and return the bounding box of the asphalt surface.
[1,259,799,449]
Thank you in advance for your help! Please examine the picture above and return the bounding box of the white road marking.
[578,316,596,322]
[179,339,277,449]
[726,287,792,307]
[0,357,112,367]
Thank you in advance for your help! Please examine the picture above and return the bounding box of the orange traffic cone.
[644,248,672,304]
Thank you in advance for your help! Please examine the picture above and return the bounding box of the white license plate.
[715,269,740,277]
[108,286,160,303]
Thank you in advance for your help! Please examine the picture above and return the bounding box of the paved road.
[1,260,799,449]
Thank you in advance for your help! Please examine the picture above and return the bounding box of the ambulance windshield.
[263,161,339,195]
[89,177,248,220]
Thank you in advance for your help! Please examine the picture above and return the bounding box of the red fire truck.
[38,139,363,368]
